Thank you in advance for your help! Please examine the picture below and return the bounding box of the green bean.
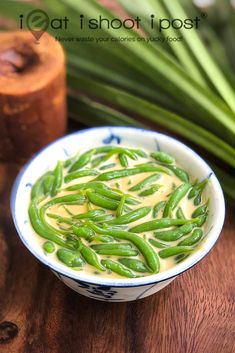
[31,172,51,201]
[99,163,116,170]
[130,218,193,233]
[166,165,189,182]
[72,209,106,220]
[87,191,119,210]
[194,193,202,206]
[116,195,126,217]
[95,249,138,256]
[134,149,147,158]
[178,228,203,246]
[43,175,55,195]
[128,174,161,192]
[77,239,104,271]
[192,203,208,218]
[159,246,193,258]
[92,214,114,222]
[43,241,56,253]
[91,155,106,168]
[138,184,162,197]
[119,153,129,167]
[175,254,189,263]
[108,207,151,225]
[56,248,84,268]
[43,194,86,208]
[154,223,196,241]
[92,235,115,243]
[195,214,208,227]
[95,165,171,181]
[72,225,95,240]
[163,183,191,217]
[51,161,63,197]
[101,259,137,278]
[66,235,79,249]
[93,151,116,167]
[28,201,68,248]
[188,178,208,199]
[69,149,96,172]
[151,151,175,164]
[118,258,149,273]
[91,243,133,250]
[152,201,166,218]
[47,213,74,225]
[149,239,169,248]
[65,181,109,191]
[88,223,159,273]
[63,153,79,168]
[64,169,98,183]
[176,207,186,219]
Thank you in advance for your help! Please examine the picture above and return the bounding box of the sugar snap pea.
[51,161,63,197]
[118,258,149,273]
[95,165,171,181]
[101,259,137,278]
[159,246,193,258]
[178,228,203,246]
[154,222,196,241]
[163,183,191,217]
[149,239,169,249]
[151,151,175,164]
[138,184,162,197]
[108,207,151,225]
[130,218,192,233]
[128,173,161,192]
[89,223,159,273]
[152,201,166,218]
[64,169,98,183]
[56,248,84,268]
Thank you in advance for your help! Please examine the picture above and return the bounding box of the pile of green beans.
[28,145,209,278]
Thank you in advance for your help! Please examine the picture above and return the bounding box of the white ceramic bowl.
[11,127,225,302]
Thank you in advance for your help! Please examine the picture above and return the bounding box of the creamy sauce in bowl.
[28,145,209,279]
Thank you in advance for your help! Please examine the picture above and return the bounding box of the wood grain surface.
[0,162,234,353]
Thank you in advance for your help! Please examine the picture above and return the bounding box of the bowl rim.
[11,126,225,287]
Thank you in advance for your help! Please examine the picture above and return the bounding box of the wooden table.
[0,162,234,353]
